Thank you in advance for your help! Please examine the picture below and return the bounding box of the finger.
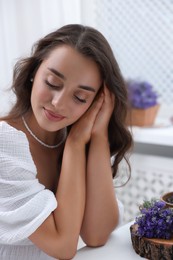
[83,93,104,122]
[103,84,115,106]
[103,84,111,99]
[90,93,104,114]
[110,91,115,106]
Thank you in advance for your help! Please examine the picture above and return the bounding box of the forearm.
[29,139,86,259]
[81,134,119,245]
[55,139,86,242]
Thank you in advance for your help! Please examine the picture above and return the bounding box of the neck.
[22,115,67,149]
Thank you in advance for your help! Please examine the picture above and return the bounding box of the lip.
[44,108,66,122]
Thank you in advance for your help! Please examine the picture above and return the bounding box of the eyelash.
[45,80,87,104]
[74,96,87,103]
[45,80,61,89]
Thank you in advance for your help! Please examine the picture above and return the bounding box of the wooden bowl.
[161,192,173,208]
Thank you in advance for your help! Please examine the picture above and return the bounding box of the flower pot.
[126,104,160,127]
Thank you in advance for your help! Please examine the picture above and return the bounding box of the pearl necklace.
[22,116,67,149]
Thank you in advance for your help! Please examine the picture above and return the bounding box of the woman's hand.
[91,84,115,137]
[68,93,104,145]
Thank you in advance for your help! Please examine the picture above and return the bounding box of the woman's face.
[31,45,102,132]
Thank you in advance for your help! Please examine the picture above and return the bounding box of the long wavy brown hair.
[1,24,133,178]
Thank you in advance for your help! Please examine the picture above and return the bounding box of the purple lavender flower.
[135,200,173,239]
[127,80,158,109]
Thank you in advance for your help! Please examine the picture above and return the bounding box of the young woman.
[0,24,132,260]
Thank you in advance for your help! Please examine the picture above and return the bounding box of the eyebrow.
[79,85,96,93]
[48,67,96,93]
[48,68,66,80]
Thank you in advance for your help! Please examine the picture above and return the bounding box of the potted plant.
[126,80,160,127]
[130,197,173,259]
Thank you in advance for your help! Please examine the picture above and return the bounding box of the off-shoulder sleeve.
[0,122,57,244]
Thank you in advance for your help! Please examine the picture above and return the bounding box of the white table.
[131,125,173,147]
[130,124,173,158]
[74,222,144,259]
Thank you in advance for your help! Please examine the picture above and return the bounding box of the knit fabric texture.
[0,121,57,259]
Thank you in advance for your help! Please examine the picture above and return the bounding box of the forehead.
[41,45,102,90]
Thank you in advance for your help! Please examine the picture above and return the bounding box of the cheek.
[74,98,96,120]
[31,84,50,104]
[69,105,90,123]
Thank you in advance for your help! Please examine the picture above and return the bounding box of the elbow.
[85,240,107,248]
[53,239,78,260]
[81,233,109,248]
[57,250,77,260]
[64,245,77,260]
[54,249,77,260]
[81,221,118,248]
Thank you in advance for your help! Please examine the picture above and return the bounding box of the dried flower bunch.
[127,80,158,109]
[135,199,173,239]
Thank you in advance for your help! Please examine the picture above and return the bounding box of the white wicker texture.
[115,153,173,223]
[93,0,173,105]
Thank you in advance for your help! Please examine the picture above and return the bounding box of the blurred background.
[0,0,173,223]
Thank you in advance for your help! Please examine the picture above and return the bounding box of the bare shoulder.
[6,117,25,131]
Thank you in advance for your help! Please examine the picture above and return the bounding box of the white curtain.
[0,0,84,115]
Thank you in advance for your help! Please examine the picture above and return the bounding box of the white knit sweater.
[0,121,57,260]
[0,121,124,260]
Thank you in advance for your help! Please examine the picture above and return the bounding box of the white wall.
[0,0,82,115]
[1,0,173,118]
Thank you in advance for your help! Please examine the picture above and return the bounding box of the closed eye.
[74,95,87,103]
[45,79,87,103]
[45,80,62,89]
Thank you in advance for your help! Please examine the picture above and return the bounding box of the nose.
[51,90,67,108]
